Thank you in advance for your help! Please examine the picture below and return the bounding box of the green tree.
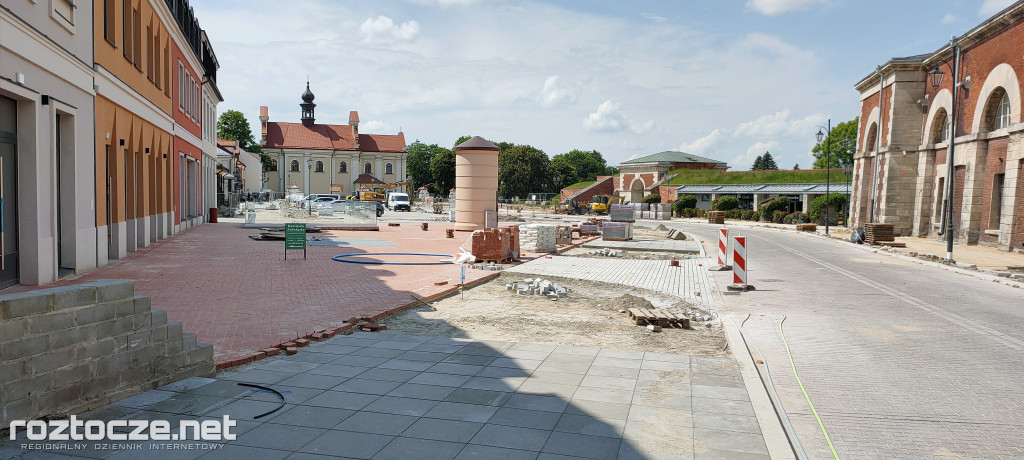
[549,149,613,188]
[498,144,551,199]
[217,110,270,172]
[751,154,764,170]
[812,117,858,169]
[761,152,779,170]
[406,141,449,191]
[453,135,472,149]
[793,163,800,170]
[714,196,740,211]
[429,149,456,196]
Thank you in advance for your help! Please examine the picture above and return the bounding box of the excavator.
[588,195,624,214]
[349,181,410,202]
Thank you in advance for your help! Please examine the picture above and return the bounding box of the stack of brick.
[0,280,214,425]
[579,220,601,235]
[470,227,521,262]
[520,224,557,252]
[555,225,572,245]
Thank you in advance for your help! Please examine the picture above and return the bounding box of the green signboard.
[284,223,306,259]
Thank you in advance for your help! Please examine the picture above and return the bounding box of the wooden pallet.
[795,224,817,232]
[627,308,690,329]
[864,223,895,244]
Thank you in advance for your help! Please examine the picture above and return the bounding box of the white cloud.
[359,16,421,43]
[979,0,1015,17]
[733,141,780,169]
[583,100,654,134]
[360,120,394,133]
[643,13,669,22]
[941,13,956,24]
[734,110,825,138]
[745,0,827,15]
[539,76,580,109]
[679,130,721,154]
[584,100,627,132]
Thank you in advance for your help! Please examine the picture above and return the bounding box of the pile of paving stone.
[588,248,622,257]
[470,262,503,271]
[506,278,568,300]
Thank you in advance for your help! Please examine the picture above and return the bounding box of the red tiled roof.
[264,122,405,152]
[353,173,385,184]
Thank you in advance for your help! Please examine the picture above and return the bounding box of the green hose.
[780,315,841,460]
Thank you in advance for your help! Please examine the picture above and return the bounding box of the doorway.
[0,96,19,289]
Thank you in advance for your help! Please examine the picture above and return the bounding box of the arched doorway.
[629,178,645,203]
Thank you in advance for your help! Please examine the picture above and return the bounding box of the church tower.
[300,81,316,127]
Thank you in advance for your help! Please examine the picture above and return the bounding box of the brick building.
[852,2,1024,251]
[617,151,727,203]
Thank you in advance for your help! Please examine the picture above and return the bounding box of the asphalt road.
[665,220,1024,459]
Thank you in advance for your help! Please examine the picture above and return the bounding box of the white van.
[387,192,411,211]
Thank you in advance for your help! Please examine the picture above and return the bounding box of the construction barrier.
[732,236,747,286]
[718,228,728,266]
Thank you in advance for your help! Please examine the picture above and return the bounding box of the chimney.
[349,111,360,149]
[259,105,269,144]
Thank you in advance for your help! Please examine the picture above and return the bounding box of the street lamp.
[816,119,831,236]
[306,159,313,216]
[929,37,962,263]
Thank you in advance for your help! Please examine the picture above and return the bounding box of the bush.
[771,210,788,223]
[674,194,697,211]
[760,197,789,221]
[740,210,758,221]
[782,212,809,224]
[678,208,706,218]
[809,193,848,223]
[642,194,662,204]
[713,196,740,211]
[725,209,742,219]
[550,196,561,205]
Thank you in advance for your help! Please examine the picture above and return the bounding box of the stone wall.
[0,280,213,425]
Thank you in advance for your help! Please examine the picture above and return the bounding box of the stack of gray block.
[609,204,634,222]
[506,278,568,300]
[0,280,214,425]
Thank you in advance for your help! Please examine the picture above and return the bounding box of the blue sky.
[195,0,1016,171]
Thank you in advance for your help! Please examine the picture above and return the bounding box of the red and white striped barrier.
[727,236,753,291]
[718,228,728,266]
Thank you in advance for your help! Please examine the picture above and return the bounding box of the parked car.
[376,201,385,217]
[387,192,411,211]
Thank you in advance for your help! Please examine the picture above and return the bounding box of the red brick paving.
[12,222,500,365]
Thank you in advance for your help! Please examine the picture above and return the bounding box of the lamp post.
[306,159,313,216]
[929,37,961,263]
[816,118,831,236]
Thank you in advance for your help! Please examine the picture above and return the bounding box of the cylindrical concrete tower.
[454,136,499,232]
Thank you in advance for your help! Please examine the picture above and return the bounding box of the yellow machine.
[349,181,410,202]
[588,195,623,214]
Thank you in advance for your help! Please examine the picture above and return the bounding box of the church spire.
[300,81,316,127]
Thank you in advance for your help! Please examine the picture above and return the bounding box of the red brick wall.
[859,84,891,150]
[874,154,886,219]
[657,185,675,203]
[925,15,1024,137]
[980,138,1009,242]
[571,178,615,204]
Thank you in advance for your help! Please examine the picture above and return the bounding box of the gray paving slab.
[21,333,764,460]
[298,429,392,458]
[402,418,484,443]
[372,437,465,460]
[424,402,500,423]
[332,411,419,436]
[285,351,342,364]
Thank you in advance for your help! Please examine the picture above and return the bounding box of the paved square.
[0,333,768,459]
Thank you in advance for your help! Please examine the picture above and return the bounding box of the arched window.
[315,161,324,172]
[290,159,300,172]
[931,109,949,144]
[269,159,278,172]
[865,123,877,152]
[995,92,1011,130]
[339,161,347,173]
[364,162,372,174]
[983,88,1012,132]
[385,163,393,175]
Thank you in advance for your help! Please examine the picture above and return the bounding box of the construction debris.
[507,278,568,300]
[588,248,622,257]
[471,262,503,271]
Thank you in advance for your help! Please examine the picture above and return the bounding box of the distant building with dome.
[259,82,407,196]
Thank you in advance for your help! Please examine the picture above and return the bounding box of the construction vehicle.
[348,181,411,202]
[556,198,586,215]
[589,195,624,214]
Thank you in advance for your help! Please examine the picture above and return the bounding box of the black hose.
[236,382,286,418]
